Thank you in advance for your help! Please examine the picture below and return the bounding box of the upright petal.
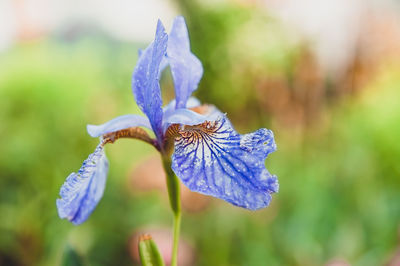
[138,48,169,78]
[132,20,168,143]
[171,117,278,210]
[167,16,203,109]
[56,142,109,225]
[87,114,151,137]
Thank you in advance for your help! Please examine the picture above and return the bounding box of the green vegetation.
[0,7,399,265]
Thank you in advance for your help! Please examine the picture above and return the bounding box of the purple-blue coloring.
[57,16,278,225]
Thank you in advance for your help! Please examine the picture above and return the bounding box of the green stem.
[171,212,181,266]
[162,156,181,266]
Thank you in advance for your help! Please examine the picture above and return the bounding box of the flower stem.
[171,211,181,266]
[162,156,181,266]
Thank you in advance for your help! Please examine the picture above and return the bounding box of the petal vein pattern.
[162,108,209,133]
[171,117,278,210]
[56,143,109,225]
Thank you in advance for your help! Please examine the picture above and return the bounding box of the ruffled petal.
[167,16,203,109]
[87,114,151,137]
[56,143,109,225]
[132,20,168,143]
[171,116,278,210]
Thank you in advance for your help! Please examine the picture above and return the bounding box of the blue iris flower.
[56,16,278,225]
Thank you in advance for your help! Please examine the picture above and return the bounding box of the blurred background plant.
[0,0,400,265]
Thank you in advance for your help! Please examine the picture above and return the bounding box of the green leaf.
[138,234,165,266]
[61,245,84,266]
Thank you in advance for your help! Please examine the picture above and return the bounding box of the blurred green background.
[1,0,400,265]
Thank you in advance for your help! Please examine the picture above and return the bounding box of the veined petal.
[87,114,151,137]
[56,142,109,225]
[132,20,168,143]
[171,116,278,210]
[163,102,223,134]
[167,16,203,109]
[163,108,208,132]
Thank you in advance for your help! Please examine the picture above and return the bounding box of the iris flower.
[56,16,278,226]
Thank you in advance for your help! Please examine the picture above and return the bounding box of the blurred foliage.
[176,0,305,127]
[61,245,84,266]
[0,40,166,266]
[1,2,400,266]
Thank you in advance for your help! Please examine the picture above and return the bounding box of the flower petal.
[163,97,201,115]
[132,20,168,143]
[167,16,203,109]
[163,108,208,132]
[56,143,109,225]
[139,48,169,78]
[87,114,151,137]
[171,116,278,210]
[163,102,224,134]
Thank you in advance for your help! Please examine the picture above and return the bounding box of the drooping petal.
[56,142,109,225]
[87,114,151,137]
[132,20,168,143]
[102,127,156,148]
[171,116,278,210]
[167,16,203,109]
